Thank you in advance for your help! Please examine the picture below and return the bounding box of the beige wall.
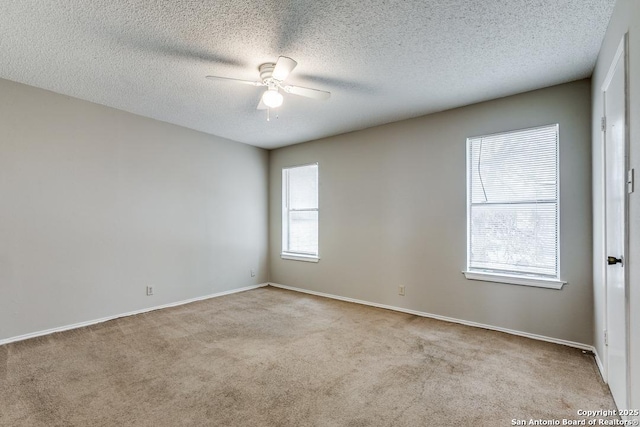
[270,80,593,345]
[591,0,640,411]
[0,78,269,341]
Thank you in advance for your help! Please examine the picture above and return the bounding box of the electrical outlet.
[146,286,154,296]
[398,285,405,296]
[250,269,256,277]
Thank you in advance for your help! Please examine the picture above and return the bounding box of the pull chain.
[266,108,279,122]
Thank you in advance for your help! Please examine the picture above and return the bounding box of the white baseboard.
[4,281,603,368]
[593,347,607,382]
[268,282,596,352]
[0,283,268,346]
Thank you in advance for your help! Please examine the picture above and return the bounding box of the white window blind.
[467,124,559,279]
[282,163,318,259]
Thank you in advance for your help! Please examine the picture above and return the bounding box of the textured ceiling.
[0,0,616,149]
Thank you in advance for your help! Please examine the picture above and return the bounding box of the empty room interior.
[1,0,639,426]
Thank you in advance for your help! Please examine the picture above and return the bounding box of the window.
[464,124,565,289]
[282,163,319,262]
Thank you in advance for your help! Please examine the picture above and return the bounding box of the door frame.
[600,33,630,409]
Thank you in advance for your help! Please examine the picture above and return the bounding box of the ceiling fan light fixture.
[262,88,283,108]
[206,56,330,112]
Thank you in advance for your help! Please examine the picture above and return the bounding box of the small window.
[282,163,319,262]
[464,124,564,289]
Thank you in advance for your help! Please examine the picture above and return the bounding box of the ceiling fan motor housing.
[259,63,276,83]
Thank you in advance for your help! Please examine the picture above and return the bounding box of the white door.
[603,37,628,411]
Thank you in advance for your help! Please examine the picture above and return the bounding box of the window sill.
[281,253,320,263]
[462,271,566,290]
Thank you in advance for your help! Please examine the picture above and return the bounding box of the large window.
[282,163,319,262]
[464,124,564,289]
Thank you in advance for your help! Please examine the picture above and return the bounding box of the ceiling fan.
[206,56,331,110]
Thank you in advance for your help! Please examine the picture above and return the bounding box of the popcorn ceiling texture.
[0,0,615,149]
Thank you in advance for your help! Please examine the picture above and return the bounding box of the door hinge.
[604,329,608,346]
[601,116,606,131]
[628,169,635,194]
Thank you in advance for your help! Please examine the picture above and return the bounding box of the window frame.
[463,124,566,290]
[281,162,320,263]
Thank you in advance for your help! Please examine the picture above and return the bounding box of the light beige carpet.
[0,286,616,426]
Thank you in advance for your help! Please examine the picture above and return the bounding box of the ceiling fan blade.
[257,98,268,110]
[206,75,262,86]
[272,56,297,81]
[283,85,331,100]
